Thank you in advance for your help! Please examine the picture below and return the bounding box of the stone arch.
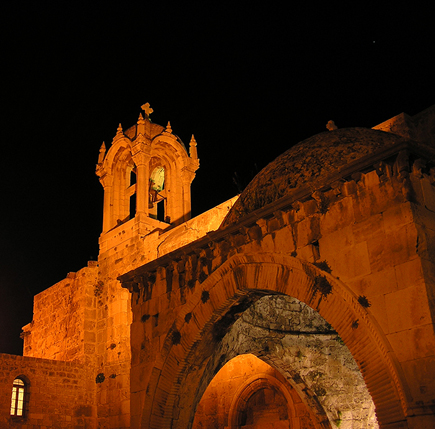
[191,354,308,429]
[10,373,31,391]
[147,150,177,223]
[143,252,407,429]
[99,142,136,228]
[227,370,298,429]
[102,137,132,174]
[150,134,187,158]
[146,136,196,225]
[112,147,135,223]
[10,374,31,418]
[190,295,374,428]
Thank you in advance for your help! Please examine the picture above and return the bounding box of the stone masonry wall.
[94,198,237,428]
[11,197,237,429]
[0,353,95,429]
[22,263,99,363]
[392,173,435,418]
[125,160,435,428]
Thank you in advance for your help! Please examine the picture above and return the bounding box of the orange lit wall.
[192,354,322,429]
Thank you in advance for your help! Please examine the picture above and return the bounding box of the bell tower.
[92,104,200,425]
[96,103,199,254]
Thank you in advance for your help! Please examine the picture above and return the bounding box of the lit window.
[10,378,25,417]
[149,166,167,221]
[150,166,165,192]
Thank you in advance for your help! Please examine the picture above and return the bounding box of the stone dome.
[222,127,403,227]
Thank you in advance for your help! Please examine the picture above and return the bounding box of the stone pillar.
[132,137,150,218]
[100,174,113,233]
[181,168,195,222]
[136,161,149,216]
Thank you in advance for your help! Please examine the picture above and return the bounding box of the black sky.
[0,3,433,354]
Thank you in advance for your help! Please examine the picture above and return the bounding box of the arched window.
[150,166,165,192]
[128,164,137,219]
[10,377,26,417]
[149,166,166,221]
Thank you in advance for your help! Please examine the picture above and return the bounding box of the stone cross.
[141,102,154,117]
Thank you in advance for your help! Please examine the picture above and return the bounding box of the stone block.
[97,331,106,344]
[353,213,384,243]
[365,223,416,273]
[383,202,413,233]
[385,282,432,333]
[296,244,316,263]
[395,258,423,291]
[109,300,122,316]
[120,398,130,415]
[321,225,355,252]
[388,323,435,362]
[413,202,435,233]
[415,224,435,262]
[273,226,296,254]
[320,196,355,235]
[296,216,320,249]
[84,320,96,331]
[354,180,399,223]
[365,228,389,273]
[260,233,275,252]
[349,266,397,298]
[320,238,370,281]
[387,223,418,267]
[84,308,96,321]
[367,294,389,333]
[401,356,435,405]
[420,259,435,319]
[420,177,435,212]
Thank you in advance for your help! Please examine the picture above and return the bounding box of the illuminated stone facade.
[1,104,434,429]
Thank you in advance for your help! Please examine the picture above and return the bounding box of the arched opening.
[189,296,377,429]
[128,164,137,219]
[149,165,166,222]
[239,384,288,428]
[10,376,29,418]
[143,253,405,429]
[101,147,138,227]
[192,354,320,429]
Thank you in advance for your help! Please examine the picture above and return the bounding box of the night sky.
[1,3,433,354]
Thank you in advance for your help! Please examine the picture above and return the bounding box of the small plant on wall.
[335,410,342,427]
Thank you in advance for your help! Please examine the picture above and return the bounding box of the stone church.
[1,103,434,429]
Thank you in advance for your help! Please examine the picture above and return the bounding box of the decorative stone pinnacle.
[165,121,172,134]
[189,134,198,159]
[116,123,123,135]
[98,142,106,164]
[141,102,153,118]
[326,120,338,131]
[137,113,145,125]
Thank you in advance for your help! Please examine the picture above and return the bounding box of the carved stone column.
[132,135,151,217]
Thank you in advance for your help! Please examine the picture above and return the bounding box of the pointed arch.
[223,358,328,429]
[98,140,137,230]
[101,137,132,174]
[149,135,197,225]
[142,252,407,429]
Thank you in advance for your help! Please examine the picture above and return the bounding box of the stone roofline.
[373,104,435,145]
[119,136,435,285]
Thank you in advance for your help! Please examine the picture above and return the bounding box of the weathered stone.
[3,104,435,429]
